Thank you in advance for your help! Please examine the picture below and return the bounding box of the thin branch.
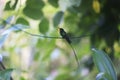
[1,17,90,39]
[0,62,6,70]
[14,26,63,39]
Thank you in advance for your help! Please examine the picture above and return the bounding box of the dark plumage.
[59,28,80,68]
[59,28,71,44]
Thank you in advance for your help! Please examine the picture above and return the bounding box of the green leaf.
[39,18,49,34]
[23,0,45,20]
[4,1,13,10]
[26,0,44,9]
[92,48,117,80]
[0,69,13,80]
[4,0,18,10]
[16,17,29,26]
[23,6,43,20]
[53,11,64,27]
[48,0,59,7]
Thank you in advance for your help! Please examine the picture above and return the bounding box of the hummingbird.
[58,28,80,68]
[59,28,71,44]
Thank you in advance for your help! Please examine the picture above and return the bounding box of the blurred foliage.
[23,0,44,20]
[39,17,49,34]
[0,0,120,80]
[0,68,13,80]
[53,11,64,27]
[92,48,117,80]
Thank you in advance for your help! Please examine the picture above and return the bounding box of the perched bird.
[59,28,71,44]
[58,28,80,68]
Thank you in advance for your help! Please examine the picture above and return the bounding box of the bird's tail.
[69,43,80,69]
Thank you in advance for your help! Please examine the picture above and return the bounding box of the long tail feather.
[69,43,80,68]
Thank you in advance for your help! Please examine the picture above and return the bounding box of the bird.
[58,28,71,44]
[58,28,80,68]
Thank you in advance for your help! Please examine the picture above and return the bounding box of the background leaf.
[92,48,117,80]
[16,17,29,26]
[53,11,64,27]
[1,0,120,79]
[23,0,45,20]
[39,17,49,34]
[4,0,18,10]
[4,1,13,10]
[48,0,59,7]
[0,69,13,80]
[23,7,43,20]
[26,0,44,9]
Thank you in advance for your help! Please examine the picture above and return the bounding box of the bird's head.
[58,27,64,33]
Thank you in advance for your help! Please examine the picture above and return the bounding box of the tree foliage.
[0,0,120,80]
